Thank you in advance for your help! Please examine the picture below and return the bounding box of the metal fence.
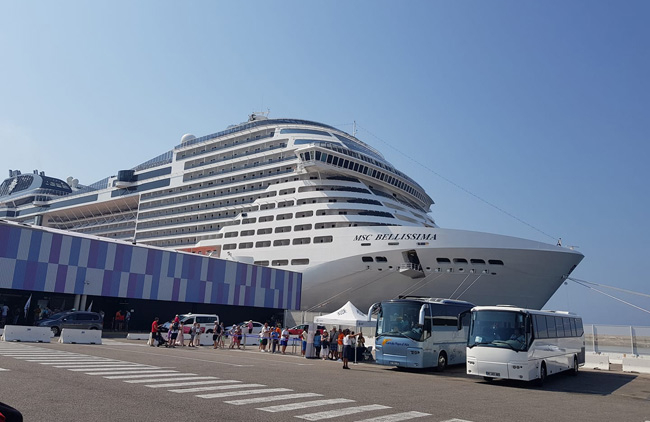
[585,324,650,356]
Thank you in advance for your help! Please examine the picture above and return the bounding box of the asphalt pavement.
[1,338,649,422]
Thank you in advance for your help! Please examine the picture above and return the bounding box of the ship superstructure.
[0,114,583,311]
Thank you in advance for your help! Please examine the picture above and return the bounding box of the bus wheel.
[483,376,494,382]
[535,362,547,387]
[571,356,579,376]
[436,351,447,372]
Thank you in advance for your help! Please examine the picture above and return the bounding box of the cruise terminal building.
[0,220,302,330]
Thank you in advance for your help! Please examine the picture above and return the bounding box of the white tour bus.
[369,298,474,370]
[465,305,585,385]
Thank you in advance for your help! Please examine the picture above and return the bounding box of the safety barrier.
[58,328,102,344]
[1,325,52,343]
[622,356,650,374]
[126,333,150,340]
[584,353,610,370]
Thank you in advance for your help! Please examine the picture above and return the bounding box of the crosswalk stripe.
[169,383,265,394]
[225,392,323,405]
[21,357,92,361]
[14,355,81,359]
[124,376,217,384]
[103,373,196,380]
[86,369,177,376]
[197,388,293,399]
[66,366,156,371]
[145,380,237,389]
[258,398,355,413]
[39,360,116,364]
[296,404,392,421]
[354,411,431,422]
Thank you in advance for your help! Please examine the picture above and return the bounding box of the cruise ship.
[0,114,583,312]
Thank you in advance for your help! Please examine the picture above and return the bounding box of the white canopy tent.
[314,301,375,328]
[314,301,375,364]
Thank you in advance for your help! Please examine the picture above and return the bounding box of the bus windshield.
[468,310,528,351]
[377,301,426,341]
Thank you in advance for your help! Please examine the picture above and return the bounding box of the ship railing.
[398,263,422,272]
[139,165,295,208]
[178,133,276,164]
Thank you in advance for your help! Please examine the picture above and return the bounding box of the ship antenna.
[352,120,357,137]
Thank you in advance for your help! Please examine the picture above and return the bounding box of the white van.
[162,313,219,334]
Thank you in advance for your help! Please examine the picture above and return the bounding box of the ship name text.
[353,233,436,242]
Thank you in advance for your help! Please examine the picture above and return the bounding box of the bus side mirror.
[418,305,426,326]
[457,310,470,330]
[367,303,379,322]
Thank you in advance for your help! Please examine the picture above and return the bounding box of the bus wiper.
[492,340,519,351]
[468,341,491,349]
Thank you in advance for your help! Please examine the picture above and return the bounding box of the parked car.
[35,310,103,336]
[161,313,219,334]
[224,320,264,345]
[287,324,326,336]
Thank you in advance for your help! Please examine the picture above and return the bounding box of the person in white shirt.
[342,329,360,369]
[281,327,290,354]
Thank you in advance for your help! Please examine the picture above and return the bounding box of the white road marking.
[145,380,238,388]
[297,404,391,421]
[41,360,120,365]
[66,365,157,371]
[103,373,195,380]
[169,383,266,393]
[86,369,177,376]
[123,376,216,383]
[258,398,355,413]
[225,392,323,405]
[197,388,294,399]
[355,411,432,422]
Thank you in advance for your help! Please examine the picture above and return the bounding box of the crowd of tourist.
[147,315,370,368]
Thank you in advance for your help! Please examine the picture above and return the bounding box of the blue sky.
[1,1,648,325]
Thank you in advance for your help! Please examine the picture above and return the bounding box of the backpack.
[172,322,179,331]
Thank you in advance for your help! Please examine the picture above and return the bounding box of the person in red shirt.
[150,317,161,347]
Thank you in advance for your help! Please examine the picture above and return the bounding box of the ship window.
[225,232,238,238]
[257,228,272,235]
[291,259,310,265]
[453,258,468,264]
[223,244,236,250]
[436,258,451,263]
[296,211,313,218]
[361,243,371,246]
[239,242,253,249]
[273,239,290,246]
[278,200,294,208]
[272,259,289,266]
[488,259,504,265]
[254,260,269,267]
[375,256,388,262]
[280,128,331,136]
[362,256,374,262]
[241,230,255,236]
[277,213,293,220]
[470,259,485,264]
[259,216,274,222]
[275,226,291,233]
[279,188,295,195]
[242,218,257,224]
[255,241,271,248]
[314,236,333,243]
[388,242,398,245]
[293,237,311,245]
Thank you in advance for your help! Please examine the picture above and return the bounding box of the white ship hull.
[223,226,582,312]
